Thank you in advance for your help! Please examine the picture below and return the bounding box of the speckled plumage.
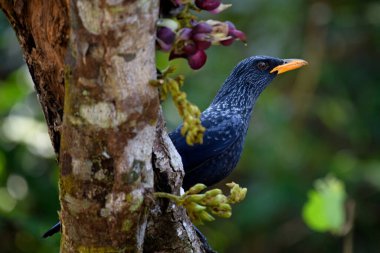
[169,56,285,190]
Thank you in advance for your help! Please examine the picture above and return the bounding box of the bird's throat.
[211,79,266,118]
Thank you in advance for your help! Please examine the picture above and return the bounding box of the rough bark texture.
[59,0,159,251]
[145,111,204,252]
[0,1,205,252]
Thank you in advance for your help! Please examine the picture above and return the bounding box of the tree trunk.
[58,0,159,251]
[0,0,205,252]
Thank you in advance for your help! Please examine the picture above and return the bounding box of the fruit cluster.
[157,0,246,69]
[155,182,247,224]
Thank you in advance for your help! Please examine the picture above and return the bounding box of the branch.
[145,110,205,252]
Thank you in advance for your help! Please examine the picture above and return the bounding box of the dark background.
[1,0,379,252]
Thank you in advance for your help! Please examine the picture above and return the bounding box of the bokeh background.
[0,0,379,252]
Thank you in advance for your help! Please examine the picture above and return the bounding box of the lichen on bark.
[59,0,159,252]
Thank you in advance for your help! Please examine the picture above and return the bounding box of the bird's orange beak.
[270,59,308,74]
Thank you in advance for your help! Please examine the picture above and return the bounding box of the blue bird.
[43,55,307,238]
[171,55,307,190]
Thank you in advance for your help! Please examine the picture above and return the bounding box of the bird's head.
[212,55,308,108]
[231,55,308,87]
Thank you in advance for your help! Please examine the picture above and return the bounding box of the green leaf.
[302,175,346,234]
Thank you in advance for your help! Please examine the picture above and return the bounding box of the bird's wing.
[169,114,243,172]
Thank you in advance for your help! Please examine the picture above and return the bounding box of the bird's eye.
[257,61,269,71]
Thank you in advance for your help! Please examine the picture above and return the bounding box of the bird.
[172,55,308,190]
[43,55,307,238]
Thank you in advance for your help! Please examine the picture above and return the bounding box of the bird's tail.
[42,221,61,238]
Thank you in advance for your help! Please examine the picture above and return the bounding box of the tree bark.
[58,0,159,251]
[0,1,205,252]
[145,111,204,252]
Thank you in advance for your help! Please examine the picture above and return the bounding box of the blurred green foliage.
[302,175,346,234]
[1,0,380,252]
